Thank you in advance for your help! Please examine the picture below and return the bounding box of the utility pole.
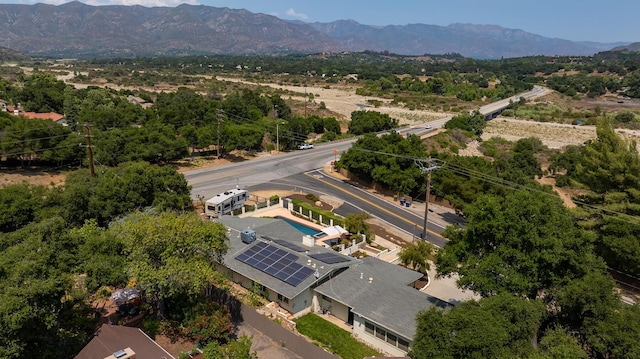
[217,109,223,159]
[276,121,284,154]
[418,157,439,239]
[84,124,95,177]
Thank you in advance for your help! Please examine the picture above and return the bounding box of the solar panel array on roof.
[236,241,315,286]
[272,239,308,252]
[309,252,351,264]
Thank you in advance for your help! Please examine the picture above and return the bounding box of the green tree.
[510,137,543,179]
[443,110,486,137]
[549,145,583,177]
[338,132,428,195]
[0,116,80,167]
[552,120,640,275]
[398,240,435,274]
[0,217,94,359]
[343,212,375,242]
[436,190,602,299]
[575,120,640,193]
[323,117,341,134]
[61,162,192,227]
[154,87,210,127]
[111,211,229,318]
[348,110,398,135]
[15,73,67,113]
[533,326,588,359]
[73,220,128,292]
[409,294,546,359]
[553,270,619,331]
[223,124,264,153]
[0,183,52,233]
[583,302,640,358]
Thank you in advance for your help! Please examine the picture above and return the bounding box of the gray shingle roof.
[216,216,359,299]
[314,257,450,339]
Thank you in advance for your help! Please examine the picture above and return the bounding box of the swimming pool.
[276,216,322,236]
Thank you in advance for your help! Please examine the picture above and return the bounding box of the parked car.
[298,143,314,150]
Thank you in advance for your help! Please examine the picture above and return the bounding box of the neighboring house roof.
[127,95,153,108]
[217,216,360,299]
[75,324,175,359]
[19,111,65,122]
[314,256,451,340]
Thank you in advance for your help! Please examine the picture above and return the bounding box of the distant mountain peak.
[612,42,640,52]
[0,2,624,59]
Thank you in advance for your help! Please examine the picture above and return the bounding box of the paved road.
[239,305,337,359]
[186,86,546,201]
[249,170,449,247]
[185,140,353,201]
[184,86,547,247]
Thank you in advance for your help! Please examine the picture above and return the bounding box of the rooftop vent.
[104,347,135,359]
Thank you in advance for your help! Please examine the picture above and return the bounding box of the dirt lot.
[216,76,446,124]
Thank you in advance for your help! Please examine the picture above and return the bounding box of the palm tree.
[399,240,435,274]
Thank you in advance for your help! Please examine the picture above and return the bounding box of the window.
[398,338,409,352]
[364,320,411,352]
[386,332,397,345]
[277,293,289,304]
[322,295,332,303]
[365,322,374,335]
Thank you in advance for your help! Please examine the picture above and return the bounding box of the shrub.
[555,174,571,187]
[184,302,235,347]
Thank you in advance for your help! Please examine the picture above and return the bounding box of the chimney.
[302,234,315,247]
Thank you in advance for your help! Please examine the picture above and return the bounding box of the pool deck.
[239,207,345,247]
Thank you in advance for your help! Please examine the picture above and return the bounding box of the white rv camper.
[205,189,249,217]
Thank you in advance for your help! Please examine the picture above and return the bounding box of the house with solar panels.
[214,216,451,357]
[216,216,360,315]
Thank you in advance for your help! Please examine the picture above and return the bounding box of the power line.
[352,147,640,224]
[1,143,80,157]
[0,133,72,145]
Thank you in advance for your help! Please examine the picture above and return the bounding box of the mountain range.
[0,1,630,59]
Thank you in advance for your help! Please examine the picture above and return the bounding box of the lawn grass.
[294,313,382,359]
[291,199,343,226]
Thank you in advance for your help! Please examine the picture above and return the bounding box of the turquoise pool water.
[276,216,322,236]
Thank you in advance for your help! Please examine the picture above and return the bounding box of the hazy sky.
[2,0,638,43]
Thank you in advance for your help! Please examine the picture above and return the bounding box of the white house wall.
[321,298,349,323]
[352,314,408,357]
[292,289,313,315]
[214,262,315,317]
